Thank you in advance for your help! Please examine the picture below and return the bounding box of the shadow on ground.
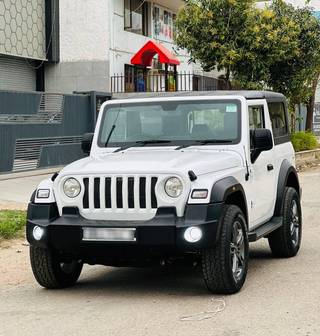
[40,242,281,297]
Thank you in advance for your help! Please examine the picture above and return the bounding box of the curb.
[0,167,62,181]
[295,149,320,165]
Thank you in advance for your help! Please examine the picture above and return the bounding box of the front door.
[247,100,276,227]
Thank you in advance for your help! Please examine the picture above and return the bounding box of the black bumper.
[26,203,223,258]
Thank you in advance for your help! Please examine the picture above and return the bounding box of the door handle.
[267,164,274,171]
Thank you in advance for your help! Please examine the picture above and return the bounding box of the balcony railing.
[111,72,225,93]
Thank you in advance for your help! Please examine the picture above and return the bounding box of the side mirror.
[81,133,94,155]
[251,129,273,163]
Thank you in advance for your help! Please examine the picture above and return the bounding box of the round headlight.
[165,177,183,198]
[63,178,81,198]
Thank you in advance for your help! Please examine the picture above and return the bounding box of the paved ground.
[0,168,320,336]
[0,173,52,210]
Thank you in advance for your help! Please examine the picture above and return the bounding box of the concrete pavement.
[0,173,52,210]
[0,168,320,336]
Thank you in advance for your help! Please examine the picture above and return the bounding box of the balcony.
[111,72,225,93]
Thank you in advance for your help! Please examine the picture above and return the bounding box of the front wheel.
[30,246,83,289]
[202,205,249,294]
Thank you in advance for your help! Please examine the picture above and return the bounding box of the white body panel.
[34,94,295,230]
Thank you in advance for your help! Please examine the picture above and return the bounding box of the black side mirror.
[81,133,94,155]
[251,129,273,163]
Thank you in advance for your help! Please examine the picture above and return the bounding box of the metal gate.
[0,90,111,174]
[0,56,36,91]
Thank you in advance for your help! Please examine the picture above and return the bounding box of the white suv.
[27,91,302,294]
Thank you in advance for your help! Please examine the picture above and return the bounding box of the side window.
[249,105,265,151]
[268,102,288,137]
[249,105,265,130]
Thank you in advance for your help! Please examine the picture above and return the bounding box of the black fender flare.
[210,176,248,223]
[274,160,300,216]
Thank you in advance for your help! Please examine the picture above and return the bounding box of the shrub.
[291,131,318,152]
[0,210,26,240]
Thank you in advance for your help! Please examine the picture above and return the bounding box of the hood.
[60,148,243,177]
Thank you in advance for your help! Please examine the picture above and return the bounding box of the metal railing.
[111,72,223,93]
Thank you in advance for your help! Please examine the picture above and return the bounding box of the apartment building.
[0,0,58,91]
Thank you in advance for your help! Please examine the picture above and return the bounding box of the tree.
[174,0,256,84]
[266,1,320,130]
[175,0,320,131]
[174,0,299,87]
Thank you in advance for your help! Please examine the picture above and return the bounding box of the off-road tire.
[202,205,249,294]
[268,187,302,258]
[30,246,83,289]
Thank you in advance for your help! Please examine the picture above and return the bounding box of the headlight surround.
[63,178,81,198]
[164,177,183,198]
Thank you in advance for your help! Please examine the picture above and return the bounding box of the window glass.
[249,105,265,130]
[98,100,241,147]
[124,0,148,36]
[153,5,175,42]
[268,102,288,137]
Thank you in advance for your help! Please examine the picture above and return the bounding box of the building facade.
[0,0,58,92]
[45,0,219,94]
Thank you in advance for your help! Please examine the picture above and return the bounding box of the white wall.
[258,0,320,10]
[109,0,196,76]
[59,0,110,62]
[286,0,320,9]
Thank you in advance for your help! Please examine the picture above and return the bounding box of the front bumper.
[26,202,223,259]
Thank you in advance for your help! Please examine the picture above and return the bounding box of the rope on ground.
[180,298,226,321]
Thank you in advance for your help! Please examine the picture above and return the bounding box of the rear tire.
[268,187,302,257]
[30,246,83,289]
[202,205,249,294]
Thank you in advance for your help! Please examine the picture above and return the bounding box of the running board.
[248,217,283,242]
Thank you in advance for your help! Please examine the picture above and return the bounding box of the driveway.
[0,168,320,336]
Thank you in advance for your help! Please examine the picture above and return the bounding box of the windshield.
[98,100,241,148]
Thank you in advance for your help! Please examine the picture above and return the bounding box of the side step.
[248,217,283,242]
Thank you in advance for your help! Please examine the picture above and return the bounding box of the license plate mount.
[82,227,136,242]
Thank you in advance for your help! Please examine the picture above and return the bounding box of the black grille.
[94,178,100,208]
[128,177,134,208]
[82,176,158,210]
[139,177,146,209]
[116,177,123,208]
[83,178,89,209]
[105,177,111,208]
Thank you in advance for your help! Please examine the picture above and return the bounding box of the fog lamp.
[184,227,202,243]
[33,226,45,241]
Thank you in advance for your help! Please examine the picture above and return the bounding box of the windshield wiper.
[104,125,116,147]
[199,139,234,144]
[113,140,172,153]
[135,140,172,145]
[176,139,233,150]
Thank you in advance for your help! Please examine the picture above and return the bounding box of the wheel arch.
[210,176,248,225]
[274,159,301,216]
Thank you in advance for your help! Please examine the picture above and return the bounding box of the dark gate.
[0,90,111,174]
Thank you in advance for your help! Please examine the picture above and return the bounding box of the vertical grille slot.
[105,177,111,208]
[94,178,100,208]
[139,177,146,208]
[151,177,158,209]
[128,177,134,209]
[83,178,89,209]
[116,177,123,208]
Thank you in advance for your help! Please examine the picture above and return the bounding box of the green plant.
[174,0,320,130]
[291,131,318,152]
[0,210,26,240]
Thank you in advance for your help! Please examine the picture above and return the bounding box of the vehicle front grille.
[82,176,158,211]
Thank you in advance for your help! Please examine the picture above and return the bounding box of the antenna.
[243,145,250,181]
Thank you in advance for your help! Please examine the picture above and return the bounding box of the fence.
[111,72,223,93]
[0,90,111,174]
